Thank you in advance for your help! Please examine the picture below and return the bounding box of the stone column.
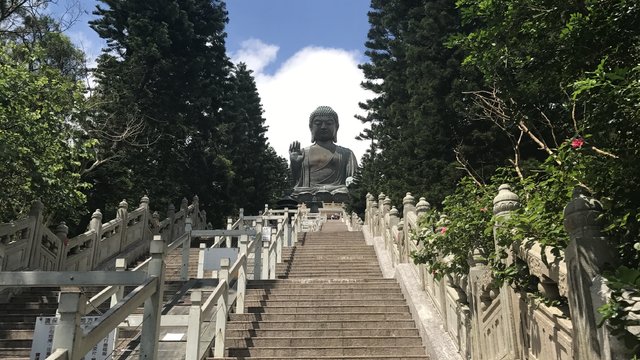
[89,209,103,269]
[55,222,69,270]
[563,187,626,360]
[139,195,151,244]
[416,197,431,217]
[27,200,45,269]
[492,184,523,359]
[117,200,128,252]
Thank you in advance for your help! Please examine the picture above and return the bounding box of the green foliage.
[0,42,92,223]
[411,176,495,278]
[599,266,640,353]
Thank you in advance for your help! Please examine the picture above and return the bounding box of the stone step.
[226,345,427,357]
[229,312,412,322]
[226,319,418,330]
[243,299,408,307]
[0,346,31,358]
[244,293,405,301]
[226,335,423,348]
[214,356,428,360]
[248,278,397,286]
[226,327,420,338]
[244,287,399,296]
[246,305,409,314]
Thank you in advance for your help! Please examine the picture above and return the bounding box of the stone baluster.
[192,195,200,227]
[55,222,69,270]
[563,187,627,360]
[226,217,233,248]
[140,235,166,359]
[51,287,86,358]
[389,206,399,228]
[490,184,523,359]
[402,192,416,243]
[116,200,129,252]
[416,197,431,217]
[181,217,192,281]
[139,195,151,244]
[253,217,263,280]
[89,209,103,269]
[166,203,176,242]
[27,200,45,269]
[371,201,379,237]
[152,211,160,234]
[365,193,375,226]
[397,220,406,262]
[388,206,400,263]
[383,196,392,215]
[403,192,416,216]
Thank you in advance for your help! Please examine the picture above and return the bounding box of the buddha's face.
[310,115,338,143]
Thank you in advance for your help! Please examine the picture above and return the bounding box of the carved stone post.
[226,217,233,248]
[89,209,103,269]
[563,187,623,360]
[371,201,379,237]
[389,206,399,228]
[192,195,200,228]
[365,193,375,226]
[383,196,392,215]
[55,222,69,270]
[403,192,416,216]
[181,217,192,281]
[491,184,523,359]
[52,287,85,358]
[403,192,416,245]
[27,200,45,269]
[117,200,128,252]
[416,197,431,217]
[166,203,176,242]
[140,235,166,359]
[253,217,263,280]
[139,195,151,243]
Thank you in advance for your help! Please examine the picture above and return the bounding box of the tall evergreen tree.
[357,0,495,206]
[88,0,233,220]
[222,63,288,214]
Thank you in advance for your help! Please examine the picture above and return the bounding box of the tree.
[222,63,289,214]
[88,0,234,221]
[0,42,91,223]
[357,0,494,206]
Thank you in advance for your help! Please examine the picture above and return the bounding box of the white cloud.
[231,38,279,74]
[232,41,372,164]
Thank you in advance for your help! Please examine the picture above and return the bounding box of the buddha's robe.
[292,144,357,195]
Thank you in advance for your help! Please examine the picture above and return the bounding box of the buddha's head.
[309,106,339,143]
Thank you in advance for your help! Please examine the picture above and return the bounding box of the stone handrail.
[0,235,168,359]
[365,186,630,359]
[0,195,205,303]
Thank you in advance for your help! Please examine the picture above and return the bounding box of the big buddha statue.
[289,106,357,202]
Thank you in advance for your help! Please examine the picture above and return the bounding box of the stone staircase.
[221,220,428,359]
[0,248,201,359]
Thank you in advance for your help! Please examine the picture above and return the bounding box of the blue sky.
[58,0,373,161]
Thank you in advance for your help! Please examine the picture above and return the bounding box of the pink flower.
[571,137,585,149]
[440,227,447,234]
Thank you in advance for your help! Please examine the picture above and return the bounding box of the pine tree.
[88,0,233,220]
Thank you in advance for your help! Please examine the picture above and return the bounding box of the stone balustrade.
[364,186,632,360]
[0,195,206,302]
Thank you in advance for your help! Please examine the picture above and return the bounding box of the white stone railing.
[0,205,304,359]
[365,186,631,360]
[0,195,205,303]
[0,235,168,359]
